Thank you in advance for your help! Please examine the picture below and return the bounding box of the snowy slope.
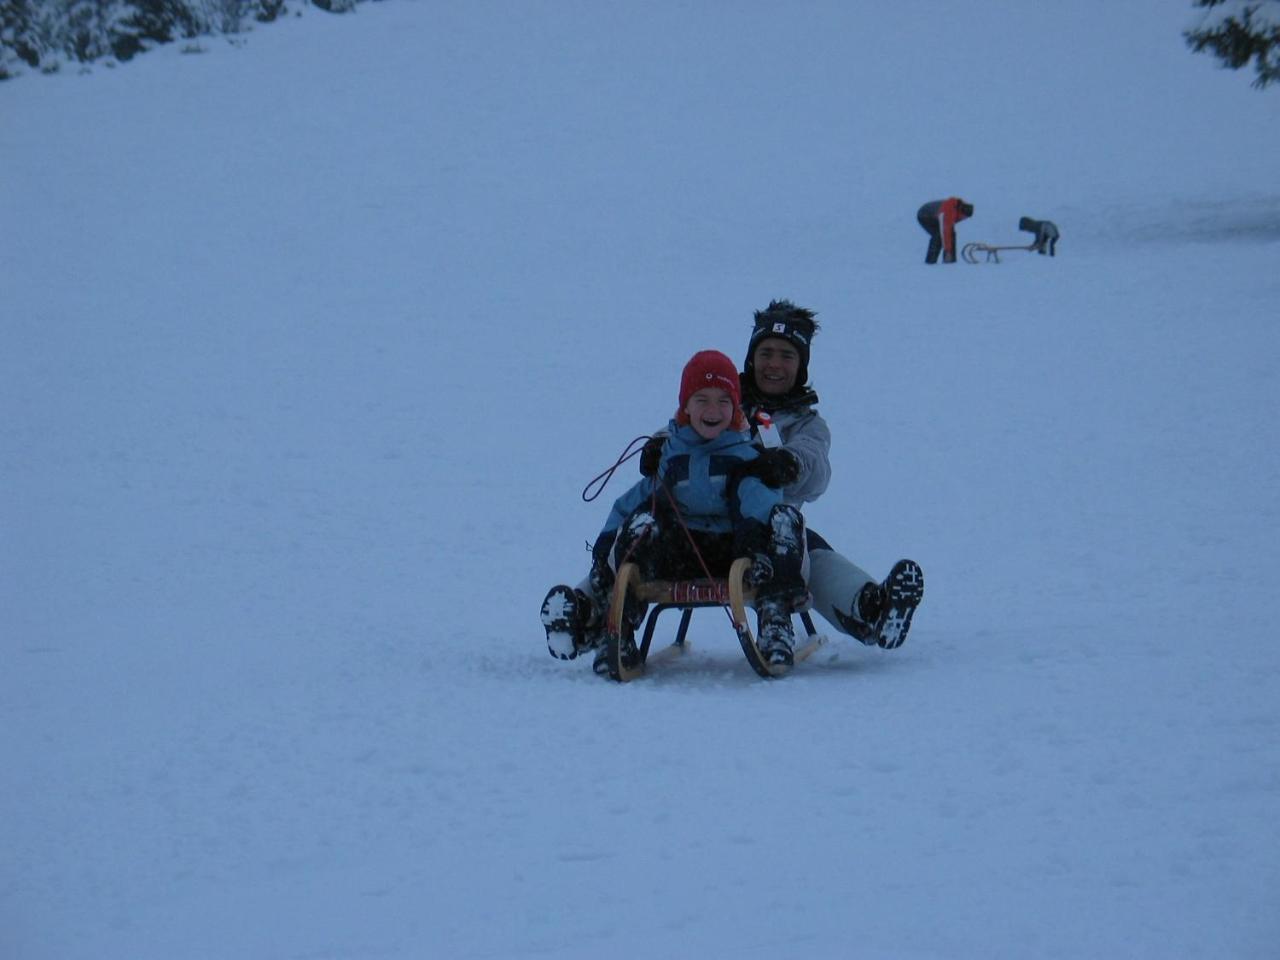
[3,2,1279,958]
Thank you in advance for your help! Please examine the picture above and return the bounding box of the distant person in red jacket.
[917,197,974,264]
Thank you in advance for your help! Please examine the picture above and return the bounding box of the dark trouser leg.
[616,509,736,582]
[608,509,658,586]
[753,505,808,662]
[669,529,736,581]
[754,505,807,603]
[918,212,942,264]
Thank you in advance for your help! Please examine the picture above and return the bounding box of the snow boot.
[841,580,883,645]
[830,577,885,645]
[756,595,795,668]
[592,634,640,677]
[590,596,645,677]
[541,585,603,661]
[872,559,924,650]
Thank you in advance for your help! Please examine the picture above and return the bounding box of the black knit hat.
[745,299,820,389]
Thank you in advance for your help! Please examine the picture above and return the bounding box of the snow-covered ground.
[3,3,1279,958]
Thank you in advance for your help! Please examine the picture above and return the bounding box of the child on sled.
[541,349,808,673]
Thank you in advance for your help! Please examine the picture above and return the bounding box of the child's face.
[684,387,736,440]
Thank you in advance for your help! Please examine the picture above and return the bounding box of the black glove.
[639,435,664,477]
[735,448,800,489]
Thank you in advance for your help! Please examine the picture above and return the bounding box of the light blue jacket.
[601,420,780,538]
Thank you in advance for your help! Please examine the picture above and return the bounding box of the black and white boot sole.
[541,585,582,660]
[875,560,924,650]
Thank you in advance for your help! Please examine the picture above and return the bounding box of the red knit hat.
[676,350,747,431]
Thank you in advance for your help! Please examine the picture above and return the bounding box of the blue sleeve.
[601,478,654,537]
[735,472,782,526]
[780,411,831,504]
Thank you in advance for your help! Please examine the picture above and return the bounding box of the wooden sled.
[961,241,1037,264]
[603,559,826,682]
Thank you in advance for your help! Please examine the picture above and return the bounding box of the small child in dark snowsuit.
[1019,216,1060,256]
[917,197,974,263]
[542,350,807,672]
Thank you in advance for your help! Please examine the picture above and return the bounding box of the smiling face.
[683,386,736,440]
[751,337,802,396]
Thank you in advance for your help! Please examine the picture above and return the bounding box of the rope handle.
[581,435,656,502]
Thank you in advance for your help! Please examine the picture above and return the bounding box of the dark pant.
[612,504,805,600]
[612,508,736,581]
[917,210,946,263]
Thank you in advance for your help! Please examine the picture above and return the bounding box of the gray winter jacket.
[754,403,831,507]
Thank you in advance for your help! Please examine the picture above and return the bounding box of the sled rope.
[649,473,739,630]
[581,436,653,502]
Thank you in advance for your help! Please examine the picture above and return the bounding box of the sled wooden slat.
[630,577,756,607]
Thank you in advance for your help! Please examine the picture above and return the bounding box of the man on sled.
[712,300,924,650]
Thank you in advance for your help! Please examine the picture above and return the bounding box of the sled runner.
[963,214,1060,263]
[603,558,825,682]
[961,241,1037,264]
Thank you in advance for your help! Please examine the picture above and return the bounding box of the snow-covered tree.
[1,0,322,79]
[2,0,68,72]
[1186,0,1280,89]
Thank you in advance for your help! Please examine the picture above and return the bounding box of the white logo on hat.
[772,322,787,334]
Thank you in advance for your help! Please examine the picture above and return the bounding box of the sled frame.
[604,559,824,682]
[961,241,1037,264]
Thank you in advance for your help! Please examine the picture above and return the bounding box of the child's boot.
[590,597,644,677]
[541,585,603,660]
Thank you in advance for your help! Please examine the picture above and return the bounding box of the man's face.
[752,338,801,396]
[684,387,735,440]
